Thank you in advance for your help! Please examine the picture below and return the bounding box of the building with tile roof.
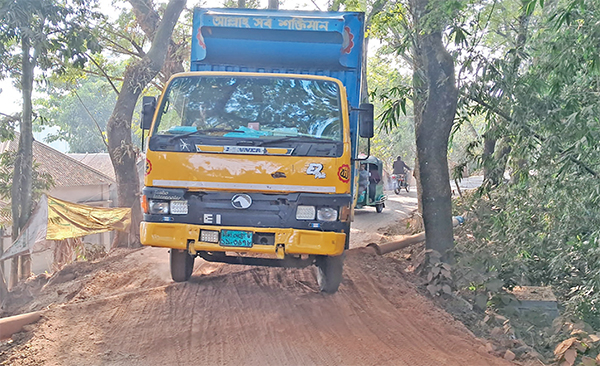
[0,138,115,192]
[68,152,146,188]
[68,153,116,181]
[0,137,117,276]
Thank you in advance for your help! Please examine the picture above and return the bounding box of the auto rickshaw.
[355,156,387,213]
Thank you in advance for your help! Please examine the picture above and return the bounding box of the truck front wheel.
[170,249,195,282]
[315,254,344,294]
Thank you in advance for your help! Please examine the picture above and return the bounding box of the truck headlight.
[317,207,338,221]
[170,200,188,215]
[296,205,316,220]
[149,200,169,214]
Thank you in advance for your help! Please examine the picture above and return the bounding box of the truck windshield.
[153,76,342,141]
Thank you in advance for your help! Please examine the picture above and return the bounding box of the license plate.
[220,230,253,247]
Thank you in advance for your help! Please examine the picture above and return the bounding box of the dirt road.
[350,191,418,248]
[1,191,510,366]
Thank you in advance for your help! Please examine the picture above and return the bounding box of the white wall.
[1,182,120,279]
[50,184,112,204]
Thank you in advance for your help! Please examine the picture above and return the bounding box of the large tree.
[0,0,100,287]
[36,75,118,153]
[106,0,186,248]
[454,0,533,187]
[410,0,458,259]
[374,0,459,259]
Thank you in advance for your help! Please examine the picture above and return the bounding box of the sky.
[0,81,21,116]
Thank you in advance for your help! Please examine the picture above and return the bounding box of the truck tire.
[315,254,344,294]
[170,249,195,282]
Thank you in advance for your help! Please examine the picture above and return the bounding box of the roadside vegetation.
[449,0,600,362]
[364,0,600,364]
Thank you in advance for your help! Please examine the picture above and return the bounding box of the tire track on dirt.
[4,252,512,366]
[341,254,471,365]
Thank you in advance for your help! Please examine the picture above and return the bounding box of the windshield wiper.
[256,136,336,146]
[168,128,243,142]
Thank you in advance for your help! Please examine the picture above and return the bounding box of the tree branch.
[84,53,121,95]
[144,0,185,72]
[98,33,145,58]
[309,0,322,11]
[72,89,110,149]
[128,0,161,39]
[130,39,145,56]
[78,68,125,84]
[0,112,21,122]
[462,91,512,122]
[128,0,185,83]
[463,91,599,178]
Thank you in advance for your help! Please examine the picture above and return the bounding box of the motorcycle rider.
[393,156,411,175]
[392,156,411,189]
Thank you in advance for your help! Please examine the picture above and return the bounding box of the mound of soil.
[1,245,511,366]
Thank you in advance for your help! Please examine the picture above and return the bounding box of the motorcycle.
[392,173,410,194]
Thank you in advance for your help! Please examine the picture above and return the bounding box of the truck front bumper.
[140,222,346,257]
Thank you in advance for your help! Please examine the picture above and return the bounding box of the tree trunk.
[482,133,496,182]
[10,33,35,286]
[268,0,278,9]
[0,229,7,302]
[488,138,511,186]
[107,0,186,248]
[410,0,425,216]
[412,0,458,261]
[0,266,7,303]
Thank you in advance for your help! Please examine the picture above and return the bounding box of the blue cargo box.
[192,9,364,70]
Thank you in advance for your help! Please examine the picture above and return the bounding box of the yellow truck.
[139,8,373,293]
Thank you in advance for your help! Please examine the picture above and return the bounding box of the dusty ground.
[0,190,512,366]
[350,192,420,248]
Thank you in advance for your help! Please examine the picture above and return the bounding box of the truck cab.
[140,9,373,293]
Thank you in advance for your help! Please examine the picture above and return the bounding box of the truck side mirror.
[140,96,157,130]
[359,103,374,138]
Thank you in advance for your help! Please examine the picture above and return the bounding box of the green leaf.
[442,285,452,294]
[485,279,504,292]
[475,294,488,310]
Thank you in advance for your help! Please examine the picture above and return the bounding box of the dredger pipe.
[366,216,464,256]
[0,311,43,340]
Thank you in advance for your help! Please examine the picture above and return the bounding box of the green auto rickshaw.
[355,156,387,213]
